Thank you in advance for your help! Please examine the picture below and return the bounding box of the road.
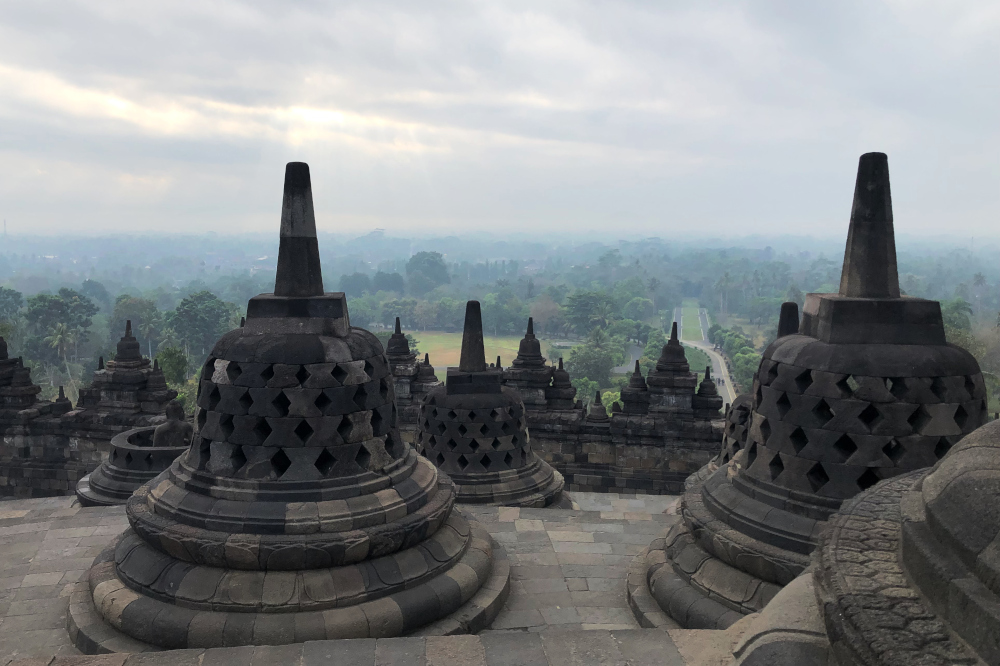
[613,343,644,374]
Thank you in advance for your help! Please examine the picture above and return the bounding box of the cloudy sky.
[0,1,996,238]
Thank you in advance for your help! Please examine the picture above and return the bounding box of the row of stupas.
[634,152,997,666]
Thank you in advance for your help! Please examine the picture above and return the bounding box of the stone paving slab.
[0,493,680,663]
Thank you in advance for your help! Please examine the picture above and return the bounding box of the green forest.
[2,232,999,413]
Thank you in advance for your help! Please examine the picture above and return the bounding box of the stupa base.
[452,459,566,507]
[69,515,509,652]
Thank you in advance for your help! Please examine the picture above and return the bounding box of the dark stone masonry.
[68,163,509,651]
[639,152,988,631]
[415,302,566,507]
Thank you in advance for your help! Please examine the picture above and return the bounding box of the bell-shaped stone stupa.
[636,152,987,630]
[416,301,565,507]
[71,163,508,651]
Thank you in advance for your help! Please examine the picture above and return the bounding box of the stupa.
[502,318,551,409]
[646,322,698,415]
[416,301,566,507]
[544,357,577,410]
[385,319,440,444]
[70,162,508,651]
[639,152,987,630]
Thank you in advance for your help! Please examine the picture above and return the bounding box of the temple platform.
[0,493,736,666]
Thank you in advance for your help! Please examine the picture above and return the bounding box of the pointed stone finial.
[240,316,245,327]
[153,359,160,370]
[526,317,534,336]
[595,390,601,404]
[58,386,65,400]
[274,162,324,298]
[459,301,487,372]
[125,320,133,337]
[633,360,641,375]
[670,321,679,341]
[0,336,7,360]
[704,365,712,381]
[777,302,799,337]
[496,355,502,369]
[98,356,104,370]
[395,317,402,335]
[839,152,899,299]
[424,353,430,364]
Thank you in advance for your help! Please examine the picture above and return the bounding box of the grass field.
[681,299,703,341]
[683,344,712,381]
[410,331,557,381]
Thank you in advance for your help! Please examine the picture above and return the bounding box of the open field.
[408,331,558,381]
[683,344,712,381]
[681,299,703,341]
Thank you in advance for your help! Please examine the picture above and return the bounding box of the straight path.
[613,343,644,374]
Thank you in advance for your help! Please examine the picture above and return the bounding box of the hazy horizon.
[0,1,997,236]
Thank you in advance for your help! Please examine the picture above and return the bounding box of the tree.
[380,298,418,328]
[414,300,440,330]
[80,279,112,311]
[564,291,615,334]
[44,322,80,392]
[156,347,190,384]
[530,294,562,335]
[339,273,371,297]
[111,297,162,358]
[942,298,974,332]
[566,342,618,388]
[622,297,654,321]
[0,287,23,321]
[167,291,240,358]
[23,289,98,363]
[406,252,450,296]
[373,272,404,294]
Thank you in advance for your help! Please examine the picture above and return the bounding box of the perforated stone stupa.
[70,162,508,651]
[416,301,566,507]
[638,152,987,630]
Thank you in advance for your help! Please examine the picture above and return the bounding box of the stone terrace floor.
[0,492,684,665]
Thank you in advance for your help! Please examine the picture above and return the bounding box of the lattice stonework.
[193,355,400,481]
[416,399,530,475]
[742,358,987,499]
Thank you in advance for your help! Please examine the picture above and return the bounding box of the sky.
[0,1,997,239]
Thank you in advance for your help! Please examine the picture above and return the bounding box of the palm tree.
[45,323,79,393]
[714,272,733,317]
[973,272,987,317]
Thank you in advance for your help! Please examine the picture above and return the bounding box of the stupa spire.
[395,317,401,334]
[777,302,800,337]
[459,301,487,372]
[670,321,678,341]
[839,152,899,299]
[274,162,324,297]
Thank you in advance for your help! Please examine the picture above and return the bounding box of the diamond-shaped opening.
[501,421,511,434]
[270,449,292,478]
[144,453,154,470]
[836,376,853,398]
[511,434,519,446]
[294,420,314,444]
[230,445,247,472]
[295,366,310,385]
[934,437,952,459]
[490,408,500,420]
[332,365,349,384]
[480,453,492,470]
[479,423,490,436]
[887,377,908,399]
[195,437,211,469]
[226,361,242,384]
[754,385,763,408]
[355,445,371,471]
[436,422,447,435]
[492,438,502,450]
[125,451,133,465]
[315,448,336,476]
[789,427,808,454]
[457,454,470,470]
[776,392,791,418]
[219,414,235,440]
[813,398,834,425]
[385,433,399,458]
[746,442,758,469]
[254,418,273,444]
[370,409,384,435]
[446,438,458,451]
[314,392,332,414]
[954,404,969,430]
[208,386,221,410]
[427,435,436,445]
[468,410,477,420]
[758,418,771,444]
[469,439,480,452]
[833,434,857,462]
[458,424,468,436]
[504,452,514,466]
[768,453,784,480]
[435,452,446,466]
[447,410,458,420]
[806,462,829,492]
[260,365,275,383]
[272,392,291,417]
[202,358,216,382]
[765,363,779,386]
[858,404,881,430]
[111,450,118,463]
[856,467,880,491]
[362,359,374,379]
[353,384,368,410]
[795,370,813,393]
[379,378,390,400]
[428,395,437,406]
[883,439,904,464]
[197,408,208,430]
[908,405,932,434]
[930,376,947,401]
[965,375,977,399]
[337,417,352,441]
[239,390,254,412]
